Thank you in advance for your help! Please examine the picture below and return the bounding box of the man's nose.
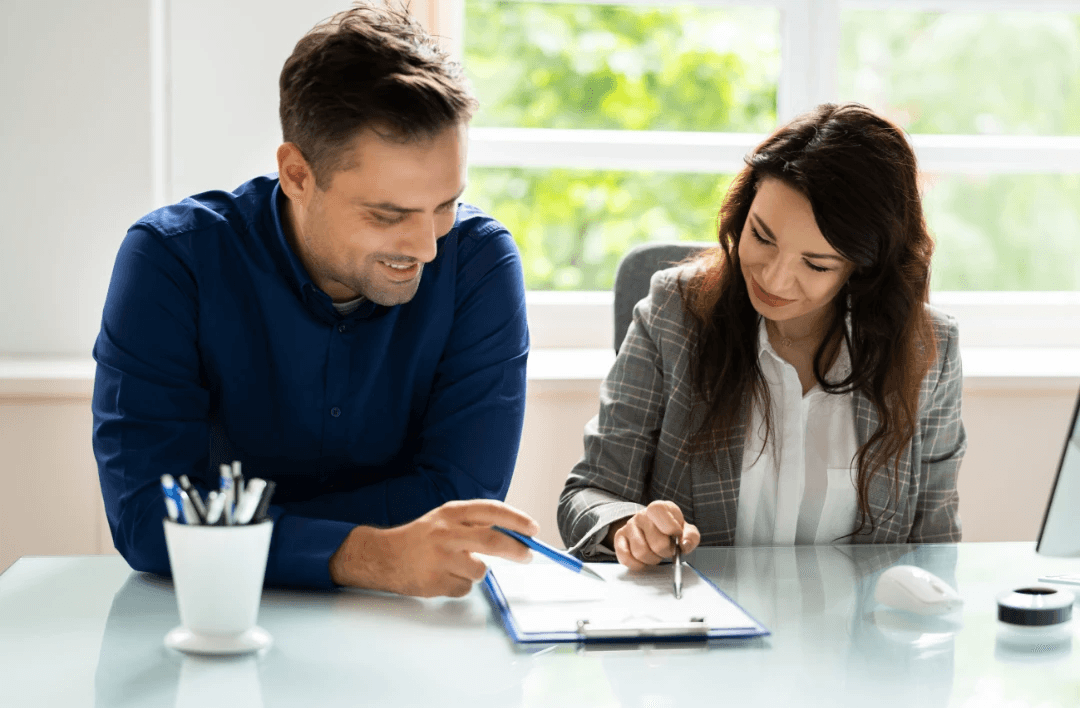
[397,216,440,264]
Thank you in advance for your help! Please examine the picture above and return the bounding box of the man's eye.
[373,213,405,225]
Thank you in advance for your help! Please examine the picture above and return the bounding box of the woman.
[558,103,965,570]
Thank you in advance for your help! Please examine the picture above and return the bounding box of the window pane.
[840,11,1080,135]
[468,169,1080,293]
[466,168,730,290]
[926,174,1080,291]
[464,1,780,132]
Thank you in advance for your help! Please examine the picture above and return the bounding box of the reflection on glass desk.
[1,543,1079,707]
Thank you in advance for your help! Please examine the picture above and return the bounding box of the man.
[92,3,538,597]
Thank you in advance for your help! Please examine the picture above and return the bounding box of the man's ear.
[276,143,314,205]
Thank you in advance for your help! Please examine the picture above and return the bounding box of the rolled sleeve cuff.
[263,509,356,590]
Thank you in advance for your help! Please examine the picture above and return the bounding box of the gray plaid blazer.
[558,265,966,558]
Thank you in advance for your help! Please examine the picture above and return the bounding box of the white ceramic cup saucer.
[163,519,274,657]
[164,625,273,655]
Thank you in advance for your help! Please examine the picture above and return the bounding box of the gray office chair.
[612,241,714,353]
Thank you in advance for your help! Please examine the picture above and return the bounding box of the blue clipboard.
[483,561,770,644]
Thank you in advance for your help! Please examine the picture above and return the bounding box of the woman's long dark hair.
[680,102,937,538]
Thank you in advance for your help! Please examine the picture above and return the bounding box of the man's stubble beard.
[350,262,425,307]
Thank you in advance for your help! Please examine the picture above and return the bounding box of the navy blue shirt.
[92,175,529,589]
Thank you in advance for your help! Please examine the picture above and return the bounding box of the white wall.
[168,0,348,200]
[0,0,153,356]
[0,0,393,357]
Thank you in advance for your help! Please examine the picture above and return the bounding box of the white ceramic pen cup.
[162,518,274,655]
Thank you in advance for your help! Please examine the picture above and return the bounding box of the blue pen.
[219,464,235,525]
[493,526,605,582]
[160,474,186,524]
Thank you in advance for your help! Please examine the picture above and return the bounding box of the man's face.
[281,123,467,306]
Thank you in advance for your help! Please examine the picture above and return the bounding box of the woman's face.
[738,177,855,328]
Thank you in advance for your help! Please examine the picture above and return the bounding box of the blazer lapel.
[851,390,910,544]
[687,398,744,547]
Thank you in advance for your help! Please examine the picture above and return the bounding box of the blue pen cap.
[160,474,186,523]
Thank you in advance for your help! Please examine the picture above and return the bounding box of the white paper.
[486,557,758,636]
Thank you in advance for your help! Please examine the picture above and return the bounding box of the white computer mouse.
[875,565,963,615]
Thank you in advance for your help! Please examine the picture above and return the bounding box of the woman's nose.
[760,257,795,295]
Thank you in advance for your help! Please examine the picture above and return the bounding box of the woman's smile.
[749,276,796,308]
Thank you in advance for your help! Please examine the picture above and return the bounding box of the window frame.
[451,0,1080,349]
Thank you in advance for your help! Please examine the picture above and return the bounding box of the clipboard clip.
[575,617,709,639]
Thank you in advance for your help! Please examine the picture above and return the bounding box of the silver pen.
[672,536,682,599]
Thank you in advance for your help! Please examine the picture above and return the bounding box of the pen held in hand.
[493,525,605,582]
[672,536,682,600]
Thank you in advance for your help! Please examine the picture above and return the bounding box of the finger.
[453,551,491,583]
[448,526,533,563]
[439,575,476,599]
[423,553,487,598]
[645,501,684,537]
[681,523,702,554]
[641,517,676,559]
[632,508,676,558]
[409,570,472,599]
[444,499,540,536]
[625,519,663,566]
[613,527,646,571]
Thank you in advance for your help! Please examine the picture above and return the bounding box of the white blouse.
[735,318,860,546]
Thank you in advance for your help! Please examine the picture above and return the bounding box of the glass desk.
[2,543,1079,707]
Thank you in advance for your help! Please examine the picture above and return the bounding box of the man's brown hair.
[279,2,478,188]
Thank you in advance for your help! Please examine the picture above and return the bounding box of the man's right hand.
[328,499,540,598]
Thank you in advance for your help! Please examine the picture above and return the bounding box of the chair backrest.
[612,241,714,353]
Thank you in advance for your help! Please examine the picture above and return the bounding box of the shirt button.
[330,407,341,417]
[337,324,346,333]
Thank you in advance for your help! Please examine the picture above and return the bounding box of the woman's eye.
[806,261,831,273]
[750,227,771,245]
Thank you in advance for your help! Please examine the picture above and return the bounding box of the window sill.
[1,349,1077,399]
[526,347,1080,394]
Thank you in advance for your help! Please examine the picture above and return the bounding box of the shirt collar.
[268,179,385,322]
[269,180,317,297]
[756,315,853,381]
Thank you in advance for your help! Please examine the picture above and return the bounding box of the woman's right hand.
[609,500,701,571]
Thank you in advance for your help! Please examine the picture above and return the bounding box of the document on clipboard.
[483,556,769,643]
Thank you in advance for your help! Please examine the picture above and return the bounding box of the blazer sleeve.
[558,269,682,557]
[909,313,966,542]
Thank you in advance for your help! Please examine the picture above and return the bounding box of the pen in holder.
[162,518,274,655]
